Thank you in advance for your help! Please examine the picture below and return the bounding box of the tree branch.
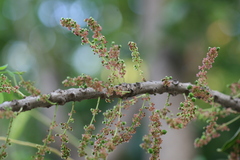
[0,80,239,112]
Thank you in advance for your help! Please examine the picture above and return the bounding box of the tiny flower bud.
[121,121,126,125]
[188,92,194,98]
[191,97,196,102]
[161,130,167,135]
[187,85,192,90]
[180,102,184,107]
[148,148,154,154]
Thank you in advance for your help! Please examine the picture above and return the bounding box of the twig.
[0,80,239,112]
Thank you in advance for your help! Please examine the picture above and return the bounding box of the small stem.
[90,97,100,125]
[31,110,79,148]
[0,137,73,160]
[233,93,240,98]
[224,115,240,126]
[114,99,122,136]
[164,93,171,107]
[183,93,187,101]
[0,117,14,157]
[63,102,75,134]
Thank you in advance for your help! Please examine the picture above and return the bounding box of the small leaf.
[6,70,15,78]
[6,70,17,85]
[0,93,4,104]
[14,71,25,75]
[10,111,31,139]
[217,127,240,154]
[0,64,8,71]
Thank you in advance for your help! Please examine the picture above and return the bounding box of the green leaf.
[0,64,8,71]
[6,70,17,85]
[6,70,15,78]
[0,93,4,104]
[10,112,31,139]
[14,71,25,75]
[217,127,240,154]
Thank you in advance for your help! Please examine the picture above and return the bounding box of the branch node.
[12,100,18,106]
[172,80,179,86]
[135,82,141,89]
[69,92,76,99]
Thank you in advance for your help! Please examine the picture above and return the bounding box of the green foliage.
[218,127,240,152]
[0,65,8,71]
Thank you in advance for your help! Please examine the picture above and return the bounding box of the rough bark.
[0,80,239,112]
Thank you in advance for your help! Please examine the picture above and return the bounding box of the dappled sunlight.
[3,41,36,72]
[38,0,97,28]
[207,20,232,46]
[71,45,101,76]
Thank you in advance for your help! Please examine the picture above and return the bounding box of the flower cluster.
[20,80,41,96]
[61,17,126,84]
[33,126,56,159]
[166,97,197,129]
[78,95,147,159]
[193,47,219,104]
[196,47,219,86]
[0,74,20,94]
[33,107,58,159]
[60,18,89,44]
[0,112,14,159]
[194,116,229,147]
[228,80,240,96]
[193,47,234,148]
[63,74,105,92]
[140,97,166,160]
[128,41,145,81]
[194,106,237,149]
[56,104,75,159]
[156,85,197,129]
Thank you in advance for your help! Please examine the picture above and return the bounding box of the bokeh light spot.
[101,4,123,34]
[29,25,56,53]
[207,21,231,46]
[38,1,68,27]
[4,41,36,72]
[38,0,98,28]
[2,0,29,21]
[100,59,149,83]
[71,46,101,75]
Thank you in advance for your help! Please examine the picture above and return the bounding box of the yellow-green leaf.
[0,64,8,71]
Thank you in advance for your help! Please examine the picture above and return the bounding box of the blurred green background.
[0,0,240,160]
